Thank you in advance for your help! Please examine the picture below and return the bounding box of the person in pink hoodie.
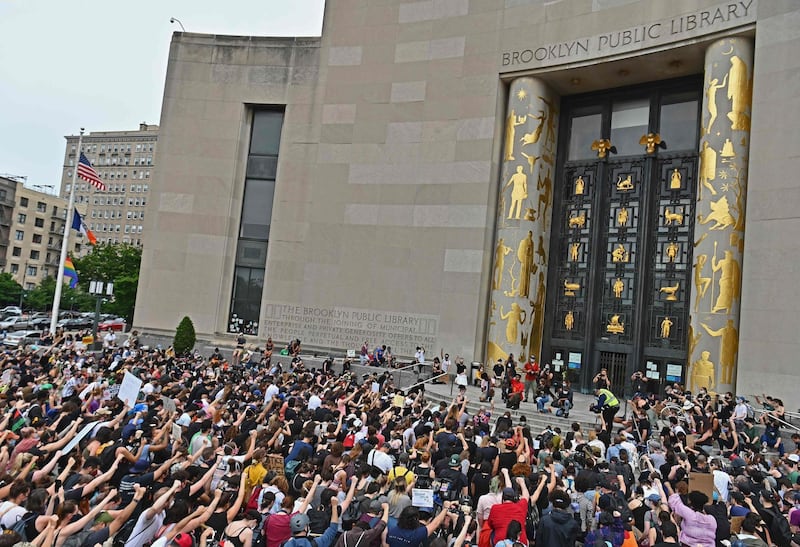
[666,482,717,547]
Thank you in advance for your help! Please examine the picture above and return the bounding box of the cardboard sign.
[161,396,176,414]
[63,421,98,454]
[689,471,715,500]
[412,488,434,507]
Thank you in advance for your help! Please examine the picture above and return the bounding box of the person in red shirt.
[487,470,545,546]
[523,357,539,402]
[507,374,525,410]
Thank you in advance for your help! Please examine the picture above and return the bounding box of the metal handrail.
[750,407,800,433]
[403,373,449,392]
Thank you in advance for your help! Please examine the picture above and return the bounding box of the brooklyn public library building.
[135,0,799,399]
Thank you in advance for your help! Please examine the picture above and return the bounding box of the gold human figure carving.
[591,139,613,158]
[613,278,624,299]
[664,207,683,226]
[660,282,679,301]
[669,169,682,190]
[505,262,518,297]
[520,110,545,145]
[564,280,581,296]
[720,139,736,158]
[539,95,558,149]
[528,272,545,358]
[524,208,537,222]
[504,109,527,161]
[704,73,728,135]
[690,350,715,392]
[568,212,586,229]
[570,242,580,262]
[516,231,534,298]
[693,254,711,312]
[727,55,752,131]
[521,152,539,174]
[536,235,547,265]
[505,165,528,220]
[617,207,629,227]
[500,303,526,344]
[639,133,662,154]
[537,169,553,227]
[699,141,718,200]
[666,241,679,263]
[611,244,629,263]
[493,238,512,290]
[711,244,741,314]
[701,319,739,385]
[697,196,735,230]
[606,314,625,335]
[564,310,574,331]
[616,174,634,191]
[574,176,585,195]
[660,317,674,339]
[688,324,701,360]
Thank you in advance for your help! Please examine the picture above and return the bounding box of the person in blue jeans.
[535,379,551,412]
[761,419,785,456]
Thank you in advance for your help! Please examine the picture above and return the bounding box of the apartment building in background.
[61,124,157,254]
[0,177,80,289]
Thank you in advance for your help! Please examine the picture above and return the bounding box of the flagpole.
[49,128,83,335]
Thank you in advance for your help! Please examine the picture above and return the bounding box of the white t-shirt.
[125,510,165,547]
[308,395,321,411]
[0,501,25,529]
[368,449,394,473]
[264,383,279,403]
[713,469,732,501]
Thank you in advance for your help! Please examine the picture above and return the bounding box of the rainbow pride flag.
[64,256,78,289]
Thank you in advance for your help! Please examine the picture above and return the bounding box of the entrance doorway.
[543,78,701,396]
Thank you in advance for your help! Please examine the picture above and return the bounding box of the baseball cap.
[646,494,661,504]
[449,454,461,467]
[502,487,517,500]
[787,454,799,463]
[172,533,193,547]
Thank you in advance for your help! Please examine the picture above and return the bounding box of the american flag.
[77,153,107,191]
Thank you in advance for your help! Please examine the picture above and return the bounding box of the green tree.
[0,273,22,307]
[72,244,142,321]
[25,277,95,312]
[173,316,196,354]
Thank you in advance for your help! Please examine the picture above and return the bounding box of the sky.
[0,0,325,193]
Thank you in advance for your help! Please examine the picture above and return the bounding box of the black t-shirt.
[476,445,498,465]
[471,471,492,502]
[497,452,516,471]
[493,364,504,377]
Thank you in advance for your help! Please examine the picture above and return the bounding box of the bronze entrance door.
[543,79,701,396]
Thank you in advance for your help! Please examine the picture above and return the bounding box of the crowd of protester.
[0,335,794,547]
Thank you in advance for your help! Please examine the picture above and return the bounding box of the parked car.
[58,316,93,330]
[0,307,21,316]
[28,317,52,330]
[0,316,28,331]
[3,330,42,348]
[98,318,127,332]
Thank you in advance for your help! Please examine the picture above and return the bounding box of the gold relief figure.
[500,303,526,344]
[568,212,586,228]
[504,109,527,161]
[666,241,679,263]
[617,207,629,226]
[639,133,662,154]
[727,55,752,131]
[541,152,555,166]
[660,282,679,302]
[664,207,684,226]
[690,350,715,392]
[704,73,728,135]
[591,139,613,158]
[505,262,518,297]
[505,165,528,220]
[702,319,739,385]
[711,243,741,314]
[564,280,581,296]
[564,310,575,331]
[521,111,546,146]
[493,238,512,290]
[693,254,712,311]
[660,317,674,339]
[539,95,558,149]
[528,272,545,358]
[670,169,682,190]
[606,314,625,335]
[537,169,553,227]
[688,324,701,360]
[611,244,629,263]
[521,152,539,174]
[536,235,547,265]
[697,195,735,230]
[616,174,634,191]
[699,141,718,200]
[570,242,580,262]
[517,231,534,298]
[720,138,736,158]
[574,176,585,195]
[613,278,624,299]
[524,208,537,222]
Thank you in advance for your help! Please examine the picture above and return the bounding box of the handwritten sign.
[117,372,142,406]
[412,488,434,507]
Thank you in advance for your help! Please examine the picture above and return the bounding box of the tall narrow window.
[228,109,284,335]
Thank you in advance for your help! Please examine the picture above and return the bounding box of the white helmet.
[352,418,363,429]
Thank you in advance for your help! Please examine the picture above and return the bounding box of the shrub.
[173,316,196,355]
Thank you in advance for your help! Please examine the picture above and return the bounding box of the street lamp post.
[89,281,113,351]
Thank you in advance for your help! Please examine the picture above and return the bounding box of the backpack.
[247,486,263,511]
[525,500,540,543]
[765,508,792,547]
[62,529,95,547]
[307,506,332,535]
[285,459,302,481]
[414,465,432,490]
[10,511,36,542]
[342,495,367,528]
